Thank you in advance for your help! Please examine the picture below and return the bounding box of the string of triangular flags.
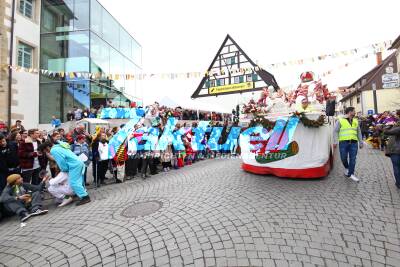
[1,40,391,80]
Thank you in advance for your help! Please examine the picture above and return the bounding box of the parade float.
[239,71,335,178]
[191,34,335,178]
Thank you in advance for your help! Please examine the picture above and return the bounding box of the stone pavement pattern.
[0,148,400,267]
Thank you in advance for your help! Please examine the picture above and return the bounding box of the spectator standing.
[66,125,92,145]
[74,107,83,121]
[66,110,74,121]
[97,133,110,186]
[18,129,45,185]
[57,128,67,142]
[20,130,28,141]
[51,116,62,128]
[0,120,8,135]
[89,109,97,118]
[384,112,400,188]
[6,132,20,175]
[360,117,369,139]
[82,109,89,119]
[91,130,102,185]
[10,120,25,133]
[0,134,9,192]
[71,135,91,186]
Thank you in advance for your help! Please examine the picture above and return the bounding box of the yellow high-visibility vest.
[338,118,359,141]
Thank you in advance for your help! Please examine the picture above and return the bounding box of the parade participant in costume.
[0,174,49,222]
[257,87,269,106]
[47,172,74,207]
[294,72,315,105]
[333,107,363,182]
[125,124,141,179]
[296,97,313,113]
[39,142,91,205]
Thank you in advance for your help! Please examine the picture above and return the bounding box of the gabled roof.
[389,34,400,50]
[341,52,397,102]
[347,61,380,89]
[191,34,279,98]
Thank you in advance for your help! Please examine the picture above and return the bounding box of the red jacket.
[18,137,46,170]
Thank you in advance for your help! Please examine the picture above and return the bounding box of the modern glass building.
[39,0,142,123]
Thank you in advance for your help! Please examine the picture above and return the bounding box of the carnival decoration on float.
[239,71,334,178]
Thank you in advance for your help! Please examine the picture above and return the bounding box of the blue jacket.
[51,118,61,127]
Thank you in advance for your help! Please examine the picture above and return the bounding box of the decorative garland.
[294,112,325,128]
[249,116,276,130]
[249,112,325,129]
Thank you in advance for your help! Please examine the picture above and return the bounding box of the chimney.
[376,51,382,65]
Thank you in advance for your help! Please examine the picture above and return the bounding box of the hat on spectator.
[7,174,21,185]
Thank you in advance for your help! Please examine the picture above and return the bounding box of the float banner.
[221,126,241,152]
[191,121,210,151]
[156,117,179,151]
[209,82,253,95]
[101,108,146,119]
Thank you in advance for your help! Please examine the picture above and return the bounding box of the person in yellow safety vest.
[296,97,313,113]
[333,106,363,182]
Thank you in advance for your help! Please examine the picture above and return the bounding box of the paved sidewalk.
[0,148,399,267]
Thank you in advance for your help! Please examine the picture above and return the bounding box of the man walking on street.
[333,107,363,182]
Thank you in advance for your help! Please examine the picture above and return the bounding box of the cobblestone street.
[0,148,399,267]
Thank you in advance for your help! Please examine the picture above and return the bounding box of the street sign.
[382,73,399,89]
[367,109,374,115]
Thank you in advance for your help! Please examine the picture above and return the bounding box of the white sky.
[99,0,399,112]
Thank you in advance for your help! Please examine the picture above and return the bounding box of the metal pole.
[372,83,378,114]
[7,0,16,128]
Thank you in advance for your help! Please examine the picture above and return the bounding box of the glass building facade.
[39,0,142,123]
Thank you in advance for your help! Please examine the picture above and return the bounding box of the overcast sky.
[99,0,399,112]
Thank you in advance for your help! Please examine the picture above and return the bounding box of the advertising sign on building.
[382,73,399,89]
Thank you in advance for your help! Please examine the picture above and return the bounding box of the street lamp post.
[372,82,378,114]
[7,0,16,128]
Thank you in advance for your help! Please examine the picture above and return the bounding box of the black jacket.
[0,182,45,203]
[385,125,400,155]
[0,146,8,175]
[6,141,19,169]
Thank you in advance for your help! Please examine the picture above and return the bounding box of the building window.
[19,0,34,19]
[17,42,34,68]
[356,96,360,104]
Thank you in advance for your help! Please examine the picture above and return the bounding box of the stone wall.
[0,0,11,123]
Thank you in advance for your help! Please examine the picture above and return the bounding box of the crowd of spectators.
[0,104,237,223]
[359,110,399,150]
[60,103,231,123]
